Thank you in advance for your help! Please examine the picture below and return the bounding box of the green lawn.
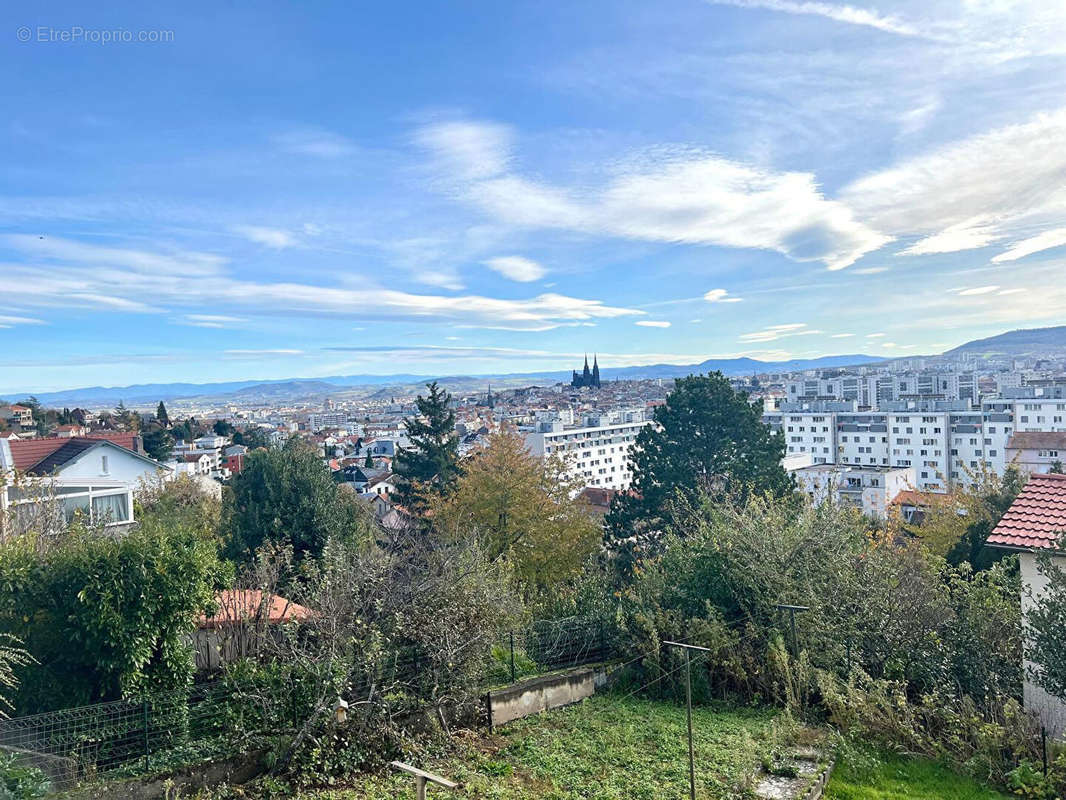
[825,751,1012,800]
[299,694,780,799]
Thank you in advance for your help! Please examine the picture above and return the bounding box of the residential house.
[987,473,1066,737]
[0,433,169,536]
[791,463,914,519]
[222,444,248,474]
[1006,432,1066,475]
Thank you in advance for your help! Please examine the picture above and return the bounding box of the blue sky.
[3,0,1066,394]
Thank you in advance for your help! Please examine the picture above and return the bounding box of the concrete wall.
[1020,551,1066,739]
[488,667,605,728]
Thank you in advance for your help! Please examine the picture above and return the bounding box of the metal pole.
[143,697,150,772]
[1042,726,1048,777]
[510,630,516,682]
[685,649,695,800]
[789,608,798,658]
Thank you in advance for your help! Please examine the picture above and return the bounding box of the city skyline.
[3,0,1066,393]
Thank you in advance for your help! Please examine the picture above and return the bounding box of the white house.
[790,463,914,519]
[0,434,170,535]
[1006,432,1066,475]
[988,473,1066,738]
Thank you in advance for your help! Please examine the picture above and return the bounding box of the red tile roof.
[987,473,1066,551]
[8,432,141,472]
[197,590,313,629]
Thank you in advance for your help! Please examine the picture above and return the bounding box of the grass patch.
[291,693,779,799]
[825,750,1012,800]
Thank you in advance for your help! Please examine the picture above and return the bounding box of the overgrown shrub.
[0,752,50,799]
[0,519,227,713]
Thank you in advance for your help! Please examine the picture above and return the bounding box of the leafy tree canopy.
[222,437,375,563]
[605,372,792,563]
[432,429,599,602]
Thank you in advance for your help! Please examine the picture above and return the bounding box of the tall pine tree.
[605,372,792,565]
[156,401,170,428]
[393,382,461,512]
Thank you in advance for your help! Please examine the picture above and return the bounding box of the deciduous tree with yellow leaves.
[432,428,600,602]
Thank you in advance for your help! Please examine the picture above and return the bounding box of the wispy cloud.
[273,128,357,159]
[224,349,304,357]
[635,320,671,328]
[703,288,743,303]
[0,314,46,328]
[957,285,999,296]
[992,228,1066,263]
[233,225,297,249]
[739,323,820,342]
[417,119,890,270]
[484,255,547,282]
[2,236,642,331]
[708,0,924,38]
[843,110,1066,260]
[180,314,247,329]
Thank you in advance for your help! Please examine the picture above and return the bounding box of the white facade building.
[525,413,651,490]
[791,463,915,519]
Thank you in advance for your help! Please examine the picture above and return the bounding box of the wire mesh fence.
[0,616,613,794]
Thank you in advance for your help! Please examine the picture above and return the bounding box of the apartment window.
[100,455,109,475]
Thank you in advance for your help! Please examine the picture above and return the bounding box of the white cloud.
[484,256,547,282]
[415,120,512,181]
[843,110,1066,259]
[419,120,890,270]
[703,288,743,303]
[992,228,1066,263]
[0,314,45,327]
[958,285,1000,296]
[998,288,1026,296]
[708,0,924,38]
[898,217,1002,256]
[1,235,642,331]
[739,323,817,342]
[830,333,854,338]
[636,320,671,328]
[224,349,304,357]
[274,128,356,158]
[233,225,297,249]
[181,314,247,328]
[866,332,885,337]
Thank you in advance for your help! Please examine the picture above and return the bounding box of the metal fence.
[0,617,612,794]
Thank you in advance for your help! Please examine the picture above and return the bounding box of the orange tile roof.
[987,473,1066,551]
[197,589,314,629]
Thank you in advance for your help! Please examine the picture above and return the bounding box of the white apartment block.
[525,414,651,490]
[1014,400,1066,432]
[766,400,1020,492]
[791,463,914,519]
[308,412,349,431]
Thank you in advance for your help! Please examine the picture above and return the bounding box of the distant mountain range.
[945,325,1066,357]
[14,354,884,407]
[11,323,1066,408]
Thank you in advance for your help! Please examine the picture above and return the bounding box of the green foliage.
[0,516,227,713]
[393,382,460,513]
[233,426,271,450]
[155,401,170,428]
[141,424,175,462]
[0,752,51,799]
[1026,549,1066,703]
[213,419,234,437]
[827,747,1011,799]
[222,438,375,563]
[256,694,779,799]
[605,373,793,566]
[0,633,32,718]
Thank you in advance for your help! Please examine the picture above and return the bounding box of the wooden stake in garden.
[663,641,711,800]
[390,761,458,799]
